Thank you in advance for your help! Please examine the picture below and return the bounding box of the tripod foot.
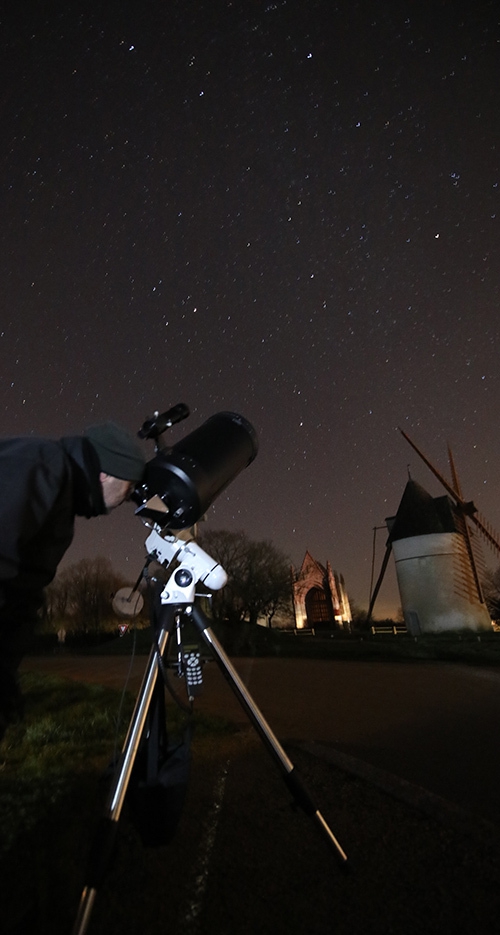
[284,768,348,867]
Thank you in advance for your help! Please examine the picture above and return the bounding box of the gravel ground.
[3,728,500,935]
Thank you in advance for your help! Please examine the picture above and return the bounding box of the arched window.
[305,587,330,625]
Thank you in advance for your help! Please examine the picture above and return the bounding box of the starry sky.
[1,0,499,617]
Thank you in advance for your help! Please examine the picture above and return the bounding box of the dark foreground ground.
[3,725,500,935]
[20,652,500,824]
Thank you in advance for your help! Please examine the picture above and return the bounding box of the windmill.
[368,430,500,631]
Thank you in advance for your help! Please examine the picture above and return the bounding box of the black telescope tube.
[133,411,258,529]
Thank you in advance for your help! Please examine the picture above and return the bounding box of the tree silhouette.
[199,530,292,627]
[44,557,129,632]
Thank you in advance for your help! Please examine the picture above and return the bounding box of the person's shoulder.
[0,436,67,470]
[0,435,59,453]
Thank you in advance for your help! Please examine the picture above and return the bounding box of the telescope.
[73,405,347,935]
[132,408,259,529]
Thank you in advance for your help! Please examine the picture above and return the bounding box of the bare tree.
[199,530,292,627]
[43,574,72,624]
[45,557,129,633]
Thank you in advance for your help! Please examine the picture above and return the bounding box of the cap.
[84,421,146,482]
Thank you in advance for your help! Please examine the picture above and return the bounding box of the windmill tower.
[368,431,500,634]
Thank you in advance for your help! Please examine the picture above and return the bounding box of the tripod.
[73,541,348,935]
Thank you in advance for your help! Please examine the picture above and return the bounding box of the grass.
[0,671,237,934]
[0,674,132,856]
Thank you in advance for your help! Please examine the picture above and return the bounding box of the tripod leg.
[72,611,176,935]
[191,605,348,868]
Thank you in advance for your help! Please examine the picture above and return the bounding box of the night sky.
[1,0,499,616]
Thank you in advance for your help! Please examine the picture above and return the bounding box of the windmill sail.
[400,430,500,559]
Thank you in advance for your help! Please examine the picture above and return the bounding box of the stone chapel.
[291,551,352,630]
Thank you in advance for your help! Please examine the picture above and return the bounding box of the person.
[0,420,146,740]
